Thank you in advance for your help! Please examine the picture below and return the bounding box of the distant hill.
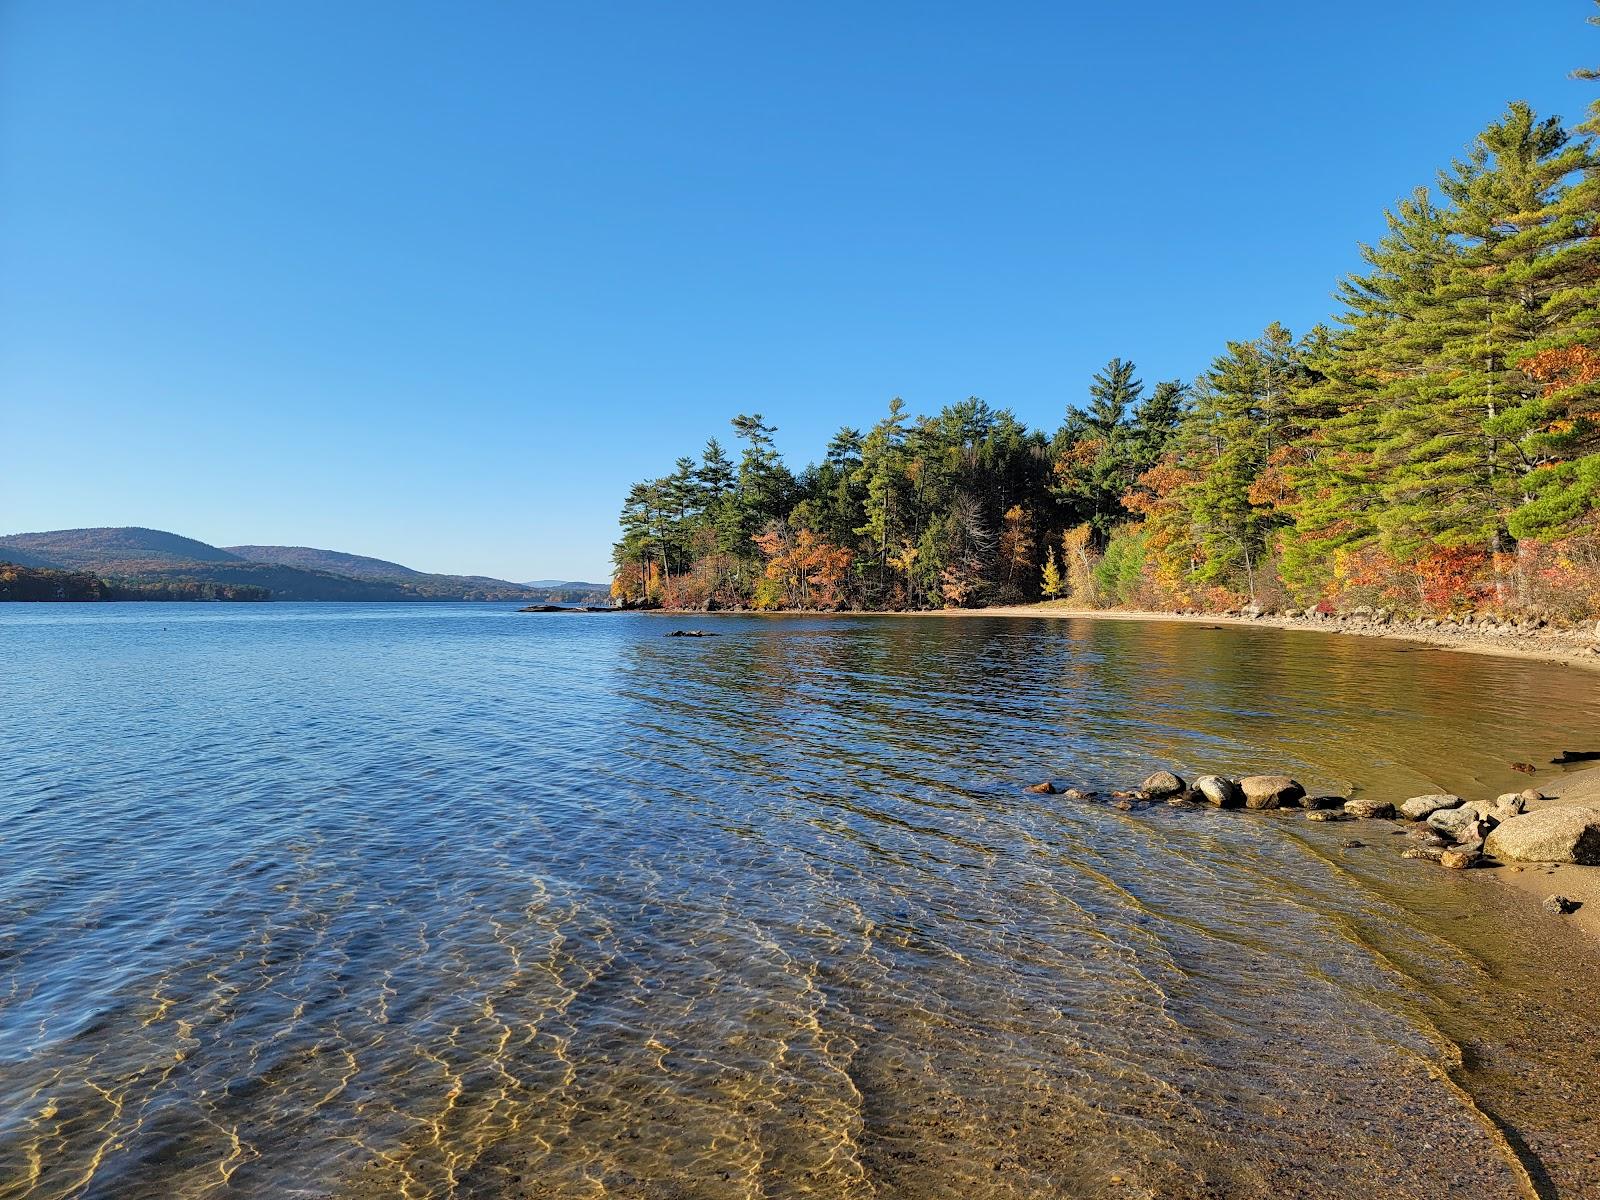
[522,578,609,590]
[0,544,63,568]
[226,545,426,580]
[225,544,549,599]
[0,527,596,603]
[0,526,243,570]
[125,562,442,601]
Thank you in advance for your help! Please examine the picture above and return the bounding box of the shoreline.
[652,602,1600,674]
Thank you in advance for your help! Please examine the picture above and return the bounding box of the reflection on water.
[2,606,1599,1199]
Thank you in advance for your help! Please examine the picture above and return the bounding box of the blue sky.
[2,1,1593,581]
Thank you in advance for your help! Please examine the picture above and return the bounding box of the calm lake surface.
[4,604,1600,1199]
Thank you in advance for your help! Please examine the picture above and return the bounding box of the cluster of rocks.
[1292,607,1555,637]
[1392,791,1536,869]
[1027,771,1346,814]
[1025,769,1600,915]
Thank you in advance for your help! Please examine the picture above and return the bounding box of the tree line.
[0,565,271,602]
[613,24,1600,621]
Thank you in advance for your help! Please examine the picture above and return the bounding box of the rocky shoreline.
[1028,768,1600,937]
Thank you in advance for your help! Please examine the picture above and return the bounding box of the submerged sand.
[923,603,1600,674]
[876,605,1600,939]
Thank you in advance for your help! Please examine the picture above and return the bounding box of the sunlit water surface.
[3,605,1600,1199]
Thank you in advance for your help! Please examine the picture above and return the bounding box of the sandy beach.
[1485,763,1600,939]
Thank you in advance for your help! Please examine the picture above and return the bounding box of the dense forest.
[0,564,270,602]
[613,32,1600,621]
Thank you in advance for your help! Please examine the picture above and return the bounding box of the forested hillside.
[0,529,545,602]
[613,38,1600,621]
[224,545,427,580]
[0,564,269,602]
[223,545,543,599]
[0,527,242,569]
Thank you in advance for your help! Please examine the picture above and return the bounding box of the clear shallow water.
[3,604,1600,1199]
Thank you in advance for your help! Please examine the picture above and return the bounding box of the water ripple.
[2,605,1598,1198]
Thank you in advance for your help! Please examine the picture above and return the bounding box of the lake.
[3,603,1600,1199]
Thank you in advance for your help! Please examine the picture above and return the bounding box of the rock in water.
[1240,775,1305,810]
[1399,793,1463,821]
[1403,845,1447,862]
[1543,894,1576,915]
[1301,794,1347,810]
[1485,807,1600,864]
[1024,781,1057,795]
[1193,775,1244,808]
[1344,797,1396,819]
[1305,809,1350,822]
[1440,848,1480,869]
[1139,770,1186,798]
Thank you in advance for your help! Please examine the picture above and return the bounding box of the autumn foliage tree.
[612,9,1600,621]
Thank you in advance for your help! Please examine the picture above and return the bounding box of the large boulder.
[1240,775,1305,810]
[1485,807,1600,865]
[1194,775,1244,808]
[1399,794,1463,821]
[1139,770,1186,799]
